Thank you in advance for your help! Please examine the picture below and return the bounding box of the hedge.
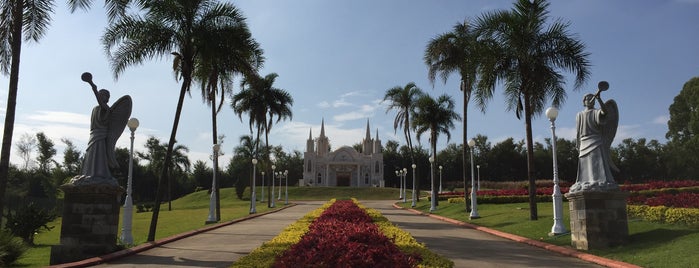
[627,205,699,226]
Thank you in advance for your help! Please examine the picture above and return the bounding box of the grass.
[14,187,280,267]
[401,199,699,268]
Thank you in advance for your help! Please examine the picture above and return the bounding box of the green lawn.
[401,199,699,268]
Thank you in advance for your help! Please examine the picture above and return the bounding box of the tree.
[613,138,664,183]
[35,132,56,174]
[0,0,54,224]
[61,138,82,176]
[664,77,699,180]
[191,12,263,221]
[137,136,189,211]
[102,0,252,241]
[14,133,36,170]
[411,94,461,208]
[475,0,590,220]
[425,19,485,211]
[383,82,423,165]
[667,77,699,144]
[232,73,293,207]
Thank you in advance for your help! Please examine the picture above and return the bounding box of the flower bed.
[628,192,699,208]
[233,199,453,268]
[275,200,419,267]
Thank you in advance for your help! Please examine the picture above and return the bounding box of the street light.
[250,158,258,214]
[278,169,283,201]
[396,170,402,199]
[439,165,443,193]
[477,165,481,191]
[468,139,480,219]
[429,156,436,212]
[411,163,417,208]
[271,165,276,208]
[261,171,265,203]
[206,143,221,223]
[121,117,138,244]
[402,168,407,203]
[284,170,289,205]
[546,106,567,235]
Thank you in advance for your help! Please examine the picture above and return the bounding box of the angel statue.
[69,72,132,186]
[569,81,620,193]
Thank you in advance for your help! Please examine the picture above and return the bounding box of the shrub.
[0,230,26,266]
[628,205,699,226]
[4,202,57,245]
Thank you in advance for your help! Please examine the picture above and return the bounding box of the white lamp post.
[121,117,138,244]
[429,156,436,212]
[439,165,443,193]
[284,170,289,205]
[468,139,480,219]
[411,163,417,208]
[547,107,567,235]
[206,143,221,223]
[271,165,276,208]
[261,171,265,203]
[396,170,402,199]
[402,168,407,203]
[250,158,258,214]
[477,165,481,191]
[278,169,283,201]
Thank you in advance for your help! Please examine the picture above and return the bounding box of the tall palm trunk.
[462,81,471,211]
[265,121,271,207]
[523,91,538,220]
[210,92,220,221]
[404,114,418,200]
[431,130,438,206]
[0,0,23,226]
[148,77,190,241]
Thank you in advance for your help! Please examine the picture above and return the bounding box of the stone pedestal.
[565,190,629,250]
[50,181,124,265]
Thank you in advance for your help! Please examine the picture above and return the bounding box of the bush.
[0,230,26,266]
[628,205,699,226]
[4,202,57,245]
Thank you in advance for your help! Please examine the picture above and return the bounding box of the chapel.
[301,119,384,187]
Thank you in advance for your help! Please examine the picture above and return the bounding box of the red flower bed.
[620,180,699,192]
[627,192,699,208]
[274,200,420,268]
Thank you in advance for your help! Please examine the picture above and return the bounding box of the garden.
[403,180,699,267]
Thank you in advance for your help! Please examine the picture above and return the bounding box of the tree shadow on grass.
[627,228,695,248]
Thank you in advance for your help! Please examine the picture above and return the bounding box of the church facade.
[301,119,384,187]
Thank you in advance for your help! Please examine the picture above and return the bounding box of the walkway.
[52,200,637,268]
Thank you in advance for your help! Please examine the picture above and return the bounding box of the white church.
[301,119,384,187]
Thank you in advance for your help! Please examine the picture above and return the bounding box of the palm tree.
[475,0,590,220]
[232,73,293,207]
[0,0,143,225]
[411,94,461,208]
[102,0,255,241]
[383,83,423,165]
[424,19,484,212]
[383,82,423,198]
[190,13,264,221]
[136,137,190,211]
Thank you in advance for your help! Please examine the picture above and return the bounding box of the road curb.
[393,203,641,268]
[48,204,298,268]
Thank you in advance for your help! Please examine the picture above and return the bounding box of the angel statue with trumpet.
[569,81,620,193]
[69,72,132,186]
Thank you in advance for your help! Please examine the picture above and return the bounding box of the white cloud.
[26,110,90,126]
[334,111,370,122]
[332,99,352,108]
[652,115,669,125]
[318,101,330,108]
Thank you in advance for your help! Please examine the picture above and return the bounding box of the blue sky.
[1,0,698,168]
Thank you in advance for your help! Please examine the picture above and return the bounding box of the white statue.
[69,72,131,186]
[570,81,619,193]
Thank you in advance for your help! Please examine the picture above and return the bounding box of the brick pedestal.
[50,182,124,265]
[564,190,629,250]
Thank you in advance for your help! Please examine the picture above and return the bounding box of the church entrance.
[337,172,351,186]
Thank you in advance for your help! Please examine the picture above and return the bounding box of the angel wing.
[602,99,619,171]
[107,95,133,168]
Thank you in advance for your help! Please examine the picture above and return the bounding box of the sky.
[1,0,698,169]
